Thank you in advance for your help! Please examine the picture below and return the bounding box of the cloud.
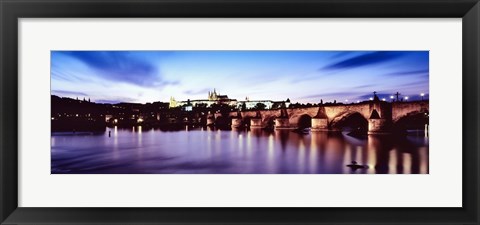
[51,90,88,97]
[160,80,180,86]
[357,93,387,99]
[300,85,376,101]
[322,51,405,70]
[353,84,375,89]
[385,69,429,76]
[329,52,356,59]
[302,92,362,100]
[184,88,211,95]
[299,89,428,103]
[51,70,90,83]
[58,51,170,88]
[95,97,138,104]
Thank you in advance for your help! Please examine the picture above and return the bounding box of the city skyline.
[51,51,429,104]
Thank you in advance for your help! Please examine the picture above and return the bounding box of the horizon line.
[51,94,428,105]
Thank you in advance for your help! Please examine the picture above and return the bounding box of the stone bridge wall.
[391,101,429,122]
[227,100,428,133]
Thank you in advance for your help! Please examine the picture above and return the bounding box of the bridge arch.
[393,110,429,132]
[263,115,277,129]
[391,101,429,122]
[214,115,230,127]
[242,116,252,128]
[286,109,317,129]
[227,101,427,133]
[330,111,368,131]
[297,114,313,128]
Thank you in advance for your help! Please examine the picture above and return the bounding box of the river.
[51,126,428,174]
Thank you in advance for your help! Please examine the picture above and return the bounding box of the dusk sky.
[51,51,429,104]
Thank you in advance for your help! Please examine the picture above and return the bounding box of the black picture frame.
[1,0,479,224]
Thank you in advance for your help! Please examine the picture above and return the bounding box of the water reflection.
[51,127,429,174]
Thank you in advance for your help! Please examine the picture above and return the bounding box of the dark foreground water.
[51,126,429,174]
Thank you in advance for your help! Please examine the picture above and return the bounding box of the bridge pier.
[231,118,243,128]
[311,118,328,131]
[275,108,291,129]
[311,106,329,131]
[231,111,243,128]
[226,100,427,134]
[206,117,215,126]
[206,112,215,126]
[250,111,263,129]
[274,118,290,129]
[250,118,263,128]
[368,118,390,134]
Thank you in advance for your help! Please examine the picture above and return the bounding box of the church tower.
[169,96,177,108]
[212,89,217,100]
[208,89,219,101]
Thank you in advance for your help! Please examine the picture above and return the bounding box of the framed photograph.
[49,50,430,175]
[1,0,478,224]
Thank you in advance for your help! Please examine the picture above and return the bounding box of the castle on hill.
[169,89,290,110]
[208,89,229,101]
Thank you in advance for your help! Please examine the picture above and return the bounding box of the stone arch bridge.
[226,100,428,134]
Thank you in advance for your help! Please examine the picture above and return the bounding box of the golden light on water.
[324,136,341,170]
[420,146,429,174]
[403,153,412,174]
[343,145,351,173]
[246,131,252,157]
[309,133,319,173]
[137,126,143,140]
[356,146,364,166]
[238,133,244,152]
[389,149,398,174]
[267,133,275,173]
[113,126,119,159]
[137,126,143,158]
[297,138,306,173]
[52,125,428,174]
[367,138,377,174]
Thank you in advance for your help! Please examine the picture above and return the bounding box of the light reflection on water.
[51,126,429,174]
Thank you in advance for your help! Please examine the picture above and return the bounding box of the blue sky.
[51,51,429,104]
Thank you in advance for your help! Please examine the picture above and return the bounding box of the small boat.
[346,161,368,170]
